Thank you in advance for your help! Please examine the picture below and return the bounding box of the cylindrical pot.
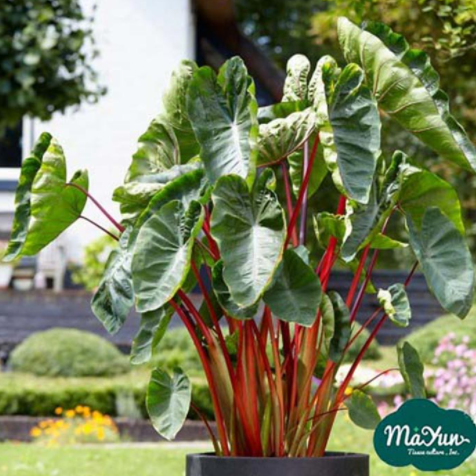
[187,452,369,476]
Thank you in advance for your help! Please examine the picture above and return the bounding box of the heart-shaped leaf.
[114,162,204,224]
[377,283,411,327]
[147,367,191,440]
[257,109,317,167]
[3,132,52,261]
[338,17,476,172]
[130,305,174,365]
[263,248,322,326]
[210,170,286,307]
[313,56,381,204]
[345,390,381,430]
[4,135,89,259]
[187,57,258,185]
[132,200,204,313]
[162,60,200,162]
[397,341,426,398]
[211,260,259,320]
[408,207,474,318]
[91,228,135,335]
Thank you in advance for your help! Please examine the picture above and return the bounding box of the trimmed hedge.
[0,371,213,421]
[403,310,476,364]
[9,328,130,377]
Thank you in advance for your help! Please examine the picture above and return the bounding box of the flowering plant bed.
[3,16,475,464]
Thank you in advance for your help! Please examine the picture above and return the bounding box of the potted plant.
[3,17,475,476]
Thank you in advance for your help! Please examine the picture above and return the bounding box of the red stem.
[80,216,119,241]
[281,162,298,247]
[66,183,124,233]
[284,134,320,248]
[170,300,230,455]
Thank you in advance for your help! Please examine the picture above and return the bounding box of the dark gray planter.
[187,452,369,476]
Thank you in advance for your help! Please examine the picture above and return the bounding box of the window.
[0,122,23,169]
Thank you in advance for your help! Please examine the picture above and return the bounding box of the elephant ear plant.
[4,18,476,457]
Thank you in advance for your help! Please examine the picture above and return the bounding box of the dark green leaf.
[408,207,474,318]
[263,248,322,326]
[257,109,316,167]
[345,390,381,430]
[338,17,476,172]
[397,341,426,398]
[91,228,135,334]
[187,57,258,185]
[210,170,286,307]
[328,291,351,362]
[211,261,259,320]
[314,56,381,204]
[258,100,307,124]
[377,283,411,327]
[132,200,204,313]
[147,367,191,440]
[130,306,174,365]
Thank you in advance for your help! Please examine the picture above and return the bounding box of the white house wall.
[26,0,195,261]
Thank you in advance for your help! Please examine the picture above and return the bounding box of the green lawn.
[1,415,475,476]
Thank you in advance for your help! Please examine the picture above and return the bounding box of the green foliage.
[397,341,426,398]
[9,329,130,378]
[71,234,117,292]
[345,389,381,430]
[404,310,476,364]
[0,0,105,134]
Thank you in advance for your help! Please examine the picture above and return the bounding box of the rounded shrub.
[9,328,130,377]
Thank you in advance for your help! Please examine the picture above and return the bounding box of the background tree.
[0,0,105,135]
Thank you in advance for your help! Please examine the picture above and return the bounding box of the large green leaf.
[399,164,464,234]
[2,132,52,261]
[283,54,311,102]
[407,207,474,318]
[313,56,381,204]
[91,228,135,335]
[263,248,322,326]
[287,141,327,199]
[161,60,200,162]
[211,261,259,320]
[6,136,88,258]
[341,150,462,261]
[397,341,426,399]
[132,200,204,313]
[187,57,258,185]
[210,170,286,307]
[345,390,381,430]
[114,162,204,224]
[125,118,179,184]
[135,165,209,227]
[130,305,174,365]
[328,291,351,363]
[338,17,476,172]
[147,367,191,441]
[257,109,316,167]
[377,283,411,328]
